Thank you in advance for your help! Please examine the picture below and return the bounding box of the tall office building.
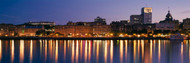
[130,15,143,24]
[141,7,152,24]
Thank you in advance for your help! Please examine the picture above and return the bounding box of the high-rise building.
[141,7,152,24]
[130,15,143,24]
[183,18,190,30]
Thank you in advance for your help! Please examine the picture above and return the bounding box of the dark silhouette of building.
[183,18,190,30]
[67,16,106,26]
[156,10,179,31]
[130,15,143,24]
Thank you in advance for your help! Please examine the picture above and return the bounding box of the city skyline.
[1,0,190,25]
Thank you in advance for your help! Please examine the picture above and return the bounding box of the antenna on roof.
[168,6,170,12]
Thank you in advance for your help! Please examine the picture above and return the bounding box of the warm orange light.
[137,35,140,37]
[11,40,14,63]
[120,40,123,63]
[30,40,33,63]
[119,33,124,37]
[76,40,79,63]
[55,40,58,63]
[110,33,113,36]
[0,40,2,61]
[20,40,24,63]
[110,40,113,63]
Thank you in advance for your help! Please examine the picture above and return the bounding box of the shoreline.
[0,37,173,40]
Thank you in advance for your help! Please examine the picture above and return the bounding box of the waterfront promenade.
[0,36,171,40]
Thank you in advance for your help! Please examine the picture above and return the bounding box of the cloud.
[0,14,17,19]
[181,10,190,14]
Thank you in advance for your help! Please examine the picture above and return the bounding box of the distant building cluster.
[130,7,152,24]
[0,7,190,37]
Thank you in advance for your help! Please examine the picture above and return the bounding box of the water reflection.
[104,40,108,63]
[30,40,33,63]
[20,40,24,63]
[96,40,99,62]
[84,40,87,63]
[141,40,144,61]
[72,40,75,63]
[11,40,14,63]
[55,40,58,63]
[120,40,123,63]
[76,40,79,63]
[158,40,161,63]
[0,40,2,62]
[0,39,189,63]
[110,40,113,63]
[133,40,137,63]
[89,40,91,63]
[181,42,183,63]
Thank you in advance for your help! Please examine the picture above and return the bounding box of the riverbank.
[0,37,172,40]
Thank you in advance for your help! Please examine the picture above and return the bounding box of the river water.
[0,39,189,63]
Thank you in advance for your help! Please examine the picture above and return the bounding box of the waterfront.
[0,39,189,63]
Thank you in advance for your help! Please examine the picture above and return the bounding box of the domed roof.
[165,10,173,21]
[166,11,172,18]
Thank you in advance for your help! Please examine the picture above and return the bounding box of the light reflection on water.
[0,39,189,63]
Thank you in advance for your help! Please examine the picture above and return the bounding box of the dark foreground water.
[0,39,189,63]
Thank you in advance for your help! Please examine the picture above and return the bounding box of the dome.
[165,10,173,21]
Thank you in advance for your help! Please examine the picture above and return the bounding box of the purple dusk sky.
[0,0,190,25]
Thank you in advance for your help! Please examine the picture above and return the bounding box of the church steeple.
[165,10,173,21]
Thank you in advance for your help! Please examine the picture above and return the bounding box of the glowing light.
[128,35,132,37]
[85,33,88,35]
[55,40,58,63]
[110,40,113,63]
[0,40,1,61]
[120,40,123,63]
[20,40,24,63]
[110,33,113,36]
[49,40,53,59]
[96,40,100,62]
[137,35,140,37]
[133,40,137,63]
[80,40,83,59]
[141,40,144,60]
[138,40,140,58]
[85,41,87,63]
[150,40,153,63]
[64,40,66,60]
[119,33,124,37]
[11,40,14,63]
[30,40,33,63]
[104,41,108,63]
[181,42,183,63]
[45,40,47,62]
[88,41,91,63]
[71,41,75,63]
[76,40,79,63]
[125,40,128,61]
[158,40,161,63]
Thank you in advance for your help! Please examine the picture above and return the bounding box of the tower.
[165,10,173,21]
[141,7,152,24]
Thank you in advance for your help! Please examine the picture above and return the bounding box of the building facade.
[183,18,190,30]
[55,25,111,37]
[130,15,143,24]
[141,7,152,24]
[156,11,179,31]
